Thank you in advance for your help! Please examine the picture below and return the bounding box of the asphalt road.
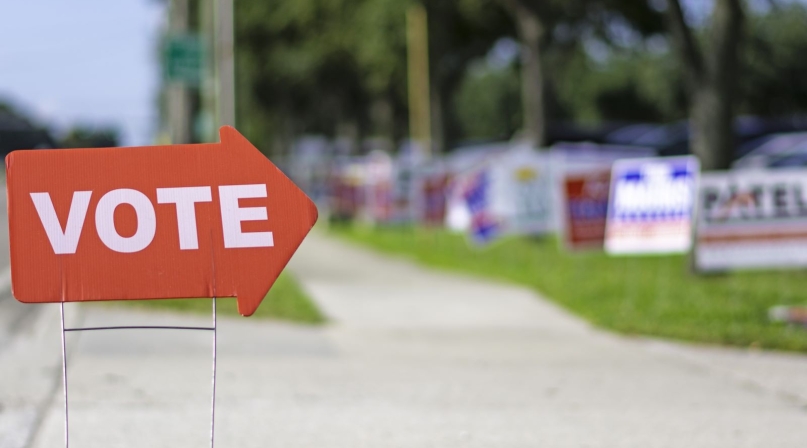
[0,179,44,352]
[0,183,60,448]
[0,183,32,349]
[3,223,807,446]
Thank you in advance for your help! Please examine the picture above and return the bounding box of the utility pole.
[406,3,431,158]
[198,0,217,142]
[215,0,236,127]
[167,0,192,144]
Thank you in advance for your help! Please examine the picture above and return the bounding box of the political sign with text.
[6,126,318,316]
[461,168,501,245]
[488,148,553,236]
[696,168,807,271]
[605,156,699,255]
[562,169,611,250]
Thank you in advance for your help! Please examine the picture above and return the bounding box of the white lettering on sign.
[30,184,273,254]
[157,186,212,250]
[613,178,692,214]
[219,184,275,248]
[95,189,157,253]
[30,191,92,254]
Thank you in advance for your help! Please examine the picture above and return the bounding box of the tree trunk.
[667,0,743,171]
[499,0,546,148]
[690,86,734,170]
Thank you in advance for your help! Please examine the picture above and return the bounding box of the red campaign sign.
[6,126,318,316]
[563,169,611,250]
[371,182,393,223]
[330,177,362,221]
[422,174,449,226]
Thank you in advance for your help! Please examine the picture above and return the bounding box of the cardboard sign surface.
[488,149,553,236]
[6,126,317,316]
[605,156,699,255]
[696,168,807,271]
[562,169,610,250]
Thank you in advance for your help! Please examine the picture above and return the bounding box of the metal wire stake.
[64,326,215,332]
[211,297,218,448]
[57,299,219,448]
[60,302,69,448]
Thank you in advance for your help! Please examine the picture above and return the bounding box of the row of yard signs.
[581,155,807,272]
[322,141,807,272]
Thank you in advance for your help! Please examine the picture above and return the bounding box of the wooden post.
[406,4,431,158]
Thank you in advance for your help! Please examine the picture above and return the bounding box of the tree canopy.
[230,0,807,163]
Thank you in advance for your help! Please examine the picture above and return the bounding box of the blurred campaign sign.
[696,169,807,271]
[562,169,610,250]
[329,158,366,222]
[605,156,699,255]
[444,142,510,233]
[391,163,416,224]
[364,151,395,224]
[460,168,501,245]
[447,147,552,244]
[6,126,317,316]
[550,143,656,243]
[488,148,553,236]
[411,162,450,227]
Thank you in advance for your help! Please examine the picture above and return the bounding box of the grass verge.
[332,225,807,351]
[105,271,325,324]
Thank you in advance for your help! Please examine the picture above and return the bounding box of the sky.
[0,0,803,148]
[0,0,166,146]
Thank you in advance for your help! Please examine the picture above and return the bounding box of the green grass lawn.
[332,225,807,351]
[103,271,325,324]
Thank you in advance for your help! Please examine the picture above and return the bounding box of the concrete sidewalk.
[290,232,807,406]
[15,231,807,447]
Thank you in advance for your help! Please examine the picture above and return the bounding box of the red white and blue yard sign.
[604,156,699,255]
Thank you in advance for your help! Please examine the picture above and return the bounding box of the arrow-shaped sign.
[6,126,317,316]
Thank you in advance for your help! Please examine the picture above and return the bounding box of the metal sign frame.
[58,298,219,448]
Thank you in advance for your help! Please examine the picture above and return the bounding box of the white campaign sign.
[605,156,699,255]
[489,147,554,236]
[696,168,807,271]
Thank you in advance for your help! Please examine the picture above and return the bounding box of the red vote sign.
[6,126,317,316]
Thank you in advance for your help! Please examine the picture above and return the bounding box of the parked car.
[732,132,807,169]
[0,109,55,158]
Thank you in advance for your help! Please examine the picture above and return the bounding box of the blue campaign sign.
[605,156,699,255]
[462,170,501,245]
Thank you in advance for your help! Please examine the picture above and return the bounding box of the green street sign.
[163,35,205,85]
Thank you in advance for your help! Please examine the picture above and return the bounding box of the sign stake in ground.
[58,301,220,448]
[7,126,318,447]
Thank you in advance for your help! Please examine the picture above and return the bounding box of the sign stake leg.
[210,297,217,448]
[60,302,70,448]
[54,300,223,447]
